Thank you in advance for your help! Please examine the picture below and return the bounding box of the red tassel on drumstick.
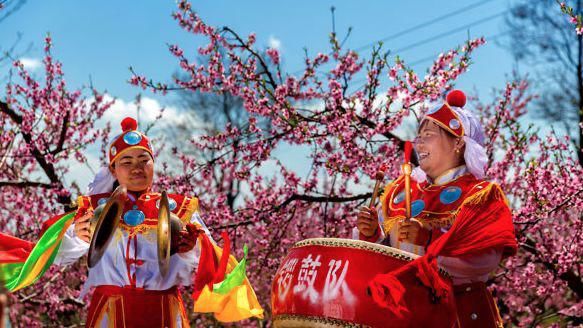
[402,141,413,222]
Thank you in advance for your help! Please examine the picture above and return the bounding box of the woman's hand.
[74,210,93,243]
[357,206,379,238]
[177,223,200,254]
[398,218,430,246]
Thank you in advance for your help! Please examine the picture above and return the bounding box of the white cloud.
[18,57,42,71]
[268,35,282,50]
[99,95,205,134]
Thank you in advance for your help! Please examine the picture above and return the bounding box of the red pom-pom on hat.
[446,90,466,108]
[121,117,138,132]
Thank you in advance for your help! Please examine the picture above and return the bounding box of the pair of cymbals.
[87,187,177,277]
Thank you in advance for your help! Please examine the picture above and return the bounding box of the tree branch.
[50,111,70,156]
[0,100,69,206]
[0,180,52,188]
[277,192,372,210]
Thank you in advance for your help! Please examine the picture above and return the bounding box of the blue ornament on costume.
[97,197,109,206]
[156,198,177,211]
[411,199,425,217]
[123,210,145,226]
[393,191,405,204]
[439,186,462,205]
[123,131,142,145]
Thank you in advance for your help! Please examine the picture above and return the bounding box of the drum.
[271,238,456,328]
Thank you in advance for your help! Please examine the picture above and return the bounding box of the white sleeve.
[53,223,89,266]
[190,211,213,241]
[176,211,213,264]
[437,249,502,285]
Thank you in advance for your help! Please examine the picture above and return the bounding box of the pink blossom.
[266,48,280,65]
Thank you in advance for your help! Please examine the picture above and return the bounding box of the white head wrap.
[413,103,488,182]
[87,166,116,195]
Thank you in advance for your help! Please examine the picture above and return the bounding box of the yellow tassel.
[382,215,406,235]
[76,195,93,212]
[463,183,505,206]
[181,196,199,223]
[380,176,403,222]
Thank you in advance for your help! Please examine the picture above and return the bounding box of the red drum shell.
[271,238,456,328]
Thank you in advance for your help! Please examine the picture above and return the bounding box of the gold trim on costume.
[77,195,94,213]
[120,223,157,238]
[424,103,465,137]
[273,314,369,328]
[88,293,107,328]
[380,176,402,220]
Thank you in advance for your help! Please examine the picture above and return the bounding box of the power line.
[346,30,512,92]
[291,0,507,75]
[353,0,498,52]
[392,11,506,54]
[408,30,511,67]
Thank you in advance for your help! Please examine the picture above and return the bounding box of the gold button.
[465,286,472,292]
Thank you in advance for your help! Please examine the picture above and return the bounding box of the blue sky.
[0,0,520,100]
[0,0,538,188]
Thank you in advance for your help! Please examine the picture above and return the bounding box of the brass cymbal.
[157,191,172,277]
[158,191,185,277]
[87,185,126,268]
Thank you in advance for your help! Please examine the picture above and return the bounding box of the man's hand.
[74,210,93,243]
[398,218,430,246]
[357,206,379,238]
[177,223,200,254]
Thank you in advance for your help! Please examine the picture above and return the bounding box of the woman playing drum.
[356,90,517,327]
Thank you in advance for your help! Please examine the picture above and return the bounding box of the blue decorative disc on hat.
[449,119,460,130]
[411,199,425,217]
[393,191,405,204]
[156,198,177,211]
[123,209,145,226]
[440,186,462,205]
[123,131,142,145]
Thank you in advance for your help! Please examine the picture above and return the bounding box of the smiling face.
[110,148,154,192]
[414,120,465,181]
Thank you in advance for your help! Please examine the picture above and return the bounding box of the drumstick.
[369,170,386,209]
[402,141,413,222]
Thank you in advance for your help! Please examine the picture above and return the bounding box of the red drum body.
[271,238,456,328]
